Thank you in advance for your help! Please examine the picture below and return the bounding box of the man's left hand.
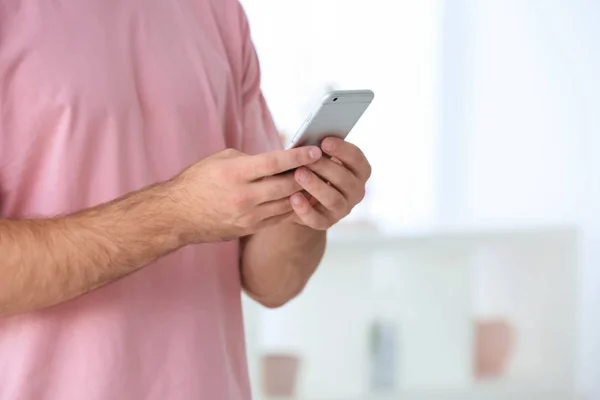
[289,137,372,230]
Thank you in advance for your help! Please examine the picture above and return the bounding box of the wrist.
[274,219,327,246]
[80,179,191,250]
[152,178,196,247]
[286,217,326,235]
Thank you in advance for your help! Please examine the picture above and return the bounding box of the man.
[0,0,371,398]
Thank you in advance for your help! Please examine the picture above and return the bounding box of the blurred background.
[239,0,600,399]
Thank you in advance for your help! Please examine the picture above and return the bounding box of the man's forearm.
[0,145,329,316]
[240,222,326,308]
[0,182,184,317]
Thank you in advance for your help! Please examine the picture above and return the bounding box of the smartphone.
[285,89,374,150]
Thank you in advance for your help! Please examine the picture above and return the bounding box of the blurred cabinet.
[244,225,581,400]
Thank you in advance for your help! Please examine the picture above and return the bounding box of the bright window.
[241,0,442,229]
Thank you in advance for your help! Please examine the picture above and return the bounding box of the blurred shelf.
[252,225,581,400]
[264,389,585,400]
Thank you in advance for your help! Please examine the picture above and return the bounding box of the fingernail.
[291,194,303,206]
[322,139,335,152]
[297,169,310,183]
[309,147,321,160]
[331,157,343,166]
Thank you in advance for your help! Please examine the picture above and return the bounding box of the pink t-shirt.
[0,0,281,398]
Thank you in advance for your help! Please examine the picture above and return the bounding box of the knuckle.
[349,145,365,162]
[357,186,367,202]
[356,145,366,157]
[365,162,373,179]
[222,148,240,157]
[350,149,363,165]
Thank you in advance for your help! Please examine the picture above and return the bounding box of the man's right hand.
[0,145,321,315]
[170,146,322,244]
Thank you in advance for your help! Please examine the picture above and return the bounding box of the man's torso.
[0,1,266,398]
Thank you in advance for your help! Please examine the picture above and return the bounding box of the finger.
[306,158,362,199]
[256,197,295,220]
[302,190,319,207]
[290,193,331,230]
[294,167,347,213]
[330,156,344,166]
[213,148,244,159]
[244,146,322,180]
[321,138,371,181]
[254,173,302,203]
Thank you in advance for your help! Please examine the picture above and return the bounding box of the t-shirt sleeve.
[236,4,283,155]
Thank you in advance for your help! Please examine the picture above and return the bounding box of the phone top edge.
[321,89,375,103]
[323,89,374,96]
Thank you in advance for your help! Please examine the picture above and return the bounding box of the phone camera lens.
[333,97,338,102]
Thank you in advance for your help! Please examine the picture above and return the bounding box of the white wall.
[241,0,442,229]
[437,0,600,397]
